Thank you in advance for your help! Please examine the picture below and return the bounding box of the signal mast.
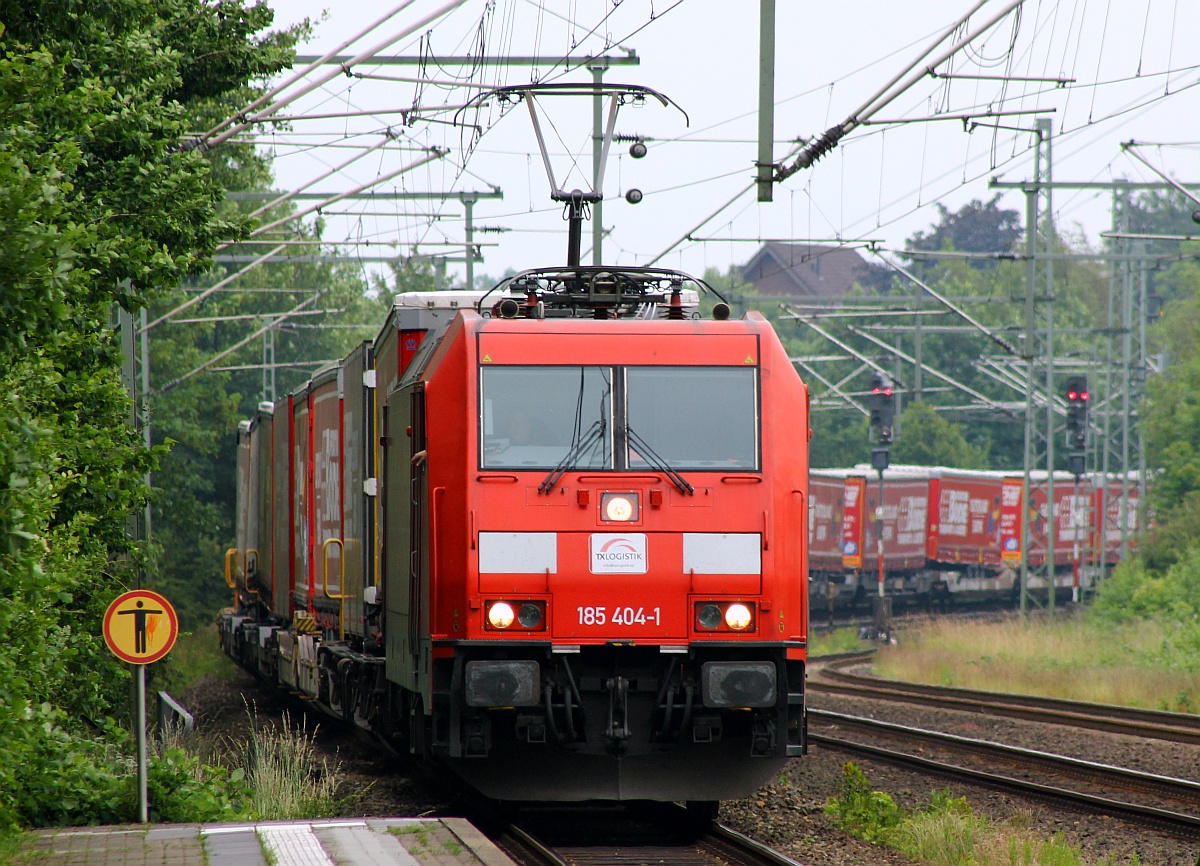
[1064,375,1089,602]
[866,372,897,640]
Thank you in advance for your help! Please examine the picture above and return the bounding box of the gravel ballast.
[183,667,1200,865]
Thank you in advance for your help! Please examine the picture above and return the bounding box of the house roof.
[739,242,871,298]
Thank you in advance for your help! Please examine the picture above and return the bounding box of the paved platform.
[24,818,515,866]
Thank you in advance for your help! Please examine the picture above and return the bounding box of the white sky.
[251,0,1200,286]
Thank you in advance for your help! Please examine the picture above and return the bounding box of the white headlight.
[487,601,515,629]
[604,495,635,521]
[724,603,752,631]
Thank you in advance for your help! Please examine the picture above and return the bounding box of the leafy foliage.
[893,401,990,468]
[824,762,903,842]
[905,194,1023,265]
[1094,229,1200,614]
[0,0,307,831]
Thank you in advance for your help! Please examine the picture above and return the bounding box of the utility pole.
[756,0,775,202]
[990,175,1199,578]
[867,373,895,640]
[1042,118,1056,619]
[463,195,476,289]
[591,65,605,264]
[1017,118,1053,618]
[262,317,276,404]
[585,54,644,264]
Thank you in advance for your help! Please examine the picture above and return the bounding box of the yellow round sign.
[103,590,179,665]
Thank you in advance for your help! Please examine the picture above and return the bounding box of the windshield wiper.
[625,425,694,496]
[539,420,605,494]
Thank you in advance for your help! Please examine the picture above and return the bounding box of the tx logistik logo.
[590,533,648,574]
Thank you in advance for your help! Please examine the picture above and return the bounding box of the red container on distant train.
[802,465,1143,609]
[808,471,848,572]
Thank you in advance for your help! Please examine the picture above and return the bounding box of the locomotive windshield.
[626,367,757,470]
[481,366,612,470]
[480,365,759,472]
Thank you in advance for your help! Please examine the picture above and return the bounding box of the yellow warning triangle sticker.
[481,354,493,363]
[744,355,755,364]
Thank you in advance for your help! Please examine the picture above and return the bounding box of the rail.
[811,708,1200,807]
[810,654,1200,745]
[494,804,806,866]
[809,720,1200,839]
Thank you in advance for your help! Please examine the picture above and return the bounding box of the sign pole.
[103,589,179,824]
[136,664,148,823]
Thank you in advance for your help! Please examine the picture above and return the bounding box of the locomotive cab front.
[381,276,809,802]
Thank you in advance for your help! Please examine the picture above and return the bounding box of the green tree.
[905,195,1022,267]
[892,402,989,469]
[809,410,870,469]
[0,0,303,829]
[1135,261,1200,572]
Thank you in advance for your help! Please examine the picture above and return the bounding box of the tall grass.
[238,711,340,820]
[875,617,1200,712]
[158,706,341,820]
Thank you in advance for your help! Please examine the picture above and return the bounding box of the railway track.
[494,804,803,866]
[810,652,1200,745]
[810,710,1200,839]
[807,653,1200,838]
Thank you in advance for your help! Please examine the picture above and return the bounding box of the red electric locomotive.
[224,269,810,805]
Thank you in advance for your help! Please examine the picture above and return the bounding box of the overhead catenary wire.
[199,0,469,152]
[777,0,1028,182]
[165,309,344,325]
[157,288,333,394]
[645,141,806,266]
[242,135,397,222]
[243,148,449,240]
[871,250,1019,356]
[846,324,1016,416]
[207,0,1200,292]
[200,1,423,142]
[141,243,289,333]
[1121,139,1200,208]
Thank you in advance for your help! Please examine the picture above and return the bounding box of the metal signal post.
[1064,375,1089,601]
[867,373,895,625]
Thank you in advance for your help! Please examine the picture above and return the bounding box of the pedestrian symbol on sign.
[103,590,178,665]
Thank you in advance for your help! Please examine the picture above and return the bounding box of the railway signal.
[1064,375,1088,476]
[867,372,895,447]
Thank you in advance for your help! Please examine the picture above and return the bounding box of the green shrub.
[0,704,131,831]
[810,628,870,655]
[146,748,250,824]
[824,762,903,842]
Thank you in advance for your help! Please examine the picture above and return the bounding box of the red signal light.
[1067,390,1078,401]
[1080,391,1089,401]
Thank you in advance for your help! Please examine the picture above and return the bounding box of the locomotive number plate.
[576,606,662,626]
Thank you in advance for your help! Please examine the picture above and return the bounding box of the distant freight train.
[808,465,1142,611]
[222,275,809,807]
